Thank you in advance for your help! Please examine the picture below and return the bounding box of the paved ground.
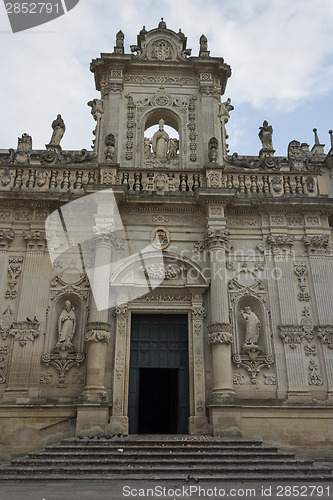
[1,479,333,500]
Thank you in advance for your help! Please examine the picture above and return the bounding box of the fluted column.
[199,227,235,402]
[81,323,110,403]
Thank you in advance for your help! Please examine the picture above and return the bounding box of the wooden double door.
[128,314,189,434]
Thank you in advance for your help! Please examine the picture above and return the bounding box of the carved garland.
[125,94,135,160]
[188,96,197,162]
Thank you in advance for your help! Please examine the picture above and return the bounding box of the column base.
[108,416,128,435]
[78,386,108,404]
[188,415,210,435]
[283,391,313,405]
[211,389,237,405]
[209,405,242,437]
[76,404,110,437]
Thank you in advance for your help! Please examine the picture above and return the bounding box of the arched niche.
[140,107,183,168]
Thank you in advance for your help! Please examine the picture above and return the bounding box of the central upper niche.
[143,109,180,168]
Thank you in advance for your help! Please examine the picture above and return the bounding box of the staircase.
[0,435,332,480]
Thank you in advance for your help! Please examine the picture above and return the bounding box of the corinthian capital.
[208,322,233,344]
[195,229,231,252]
[93,225,124,249]
[303,235,331,255]
[85,322,111,344]
[0,229,14,250]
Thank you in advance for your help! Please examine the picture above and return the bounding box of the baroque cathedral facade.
[0,20,333,459]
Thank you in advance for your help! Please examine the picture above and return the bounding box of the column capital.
[85,322,111,343]
[195,229,231,252]
[93,226,124,249]
[266,234,295,255]
[303,235,331,255]
[208,322,233,344]
[0,229,14,250]
[23,230,46,251]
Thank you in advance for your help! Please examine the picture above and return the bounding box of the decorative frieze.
[208,323,233,344]
[294,262,310,302]
[9,320,39,347]
[41,352,85,386]
[0,345,9,384]
[318,326,333,349]
[233,352,274,385]
[0,306,14,339]
[308,359,323,386]
[125,94,135,160]
[6,257,23,299]
[188,96,197,162]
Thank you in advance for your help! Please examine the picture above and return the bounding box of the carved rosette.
[10,321,39,347]
[318,326,333,350]
[85,323,111,344]
[195,229,231,252]
[208,323,233,345]
[303,236,331,255]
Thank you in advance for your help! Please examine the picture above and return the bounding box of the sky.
[0,0,332,157]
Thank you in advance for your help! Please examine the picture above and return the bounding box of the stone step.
[1,436,332,481]
[13,457,313,466]
[25,450,297,460]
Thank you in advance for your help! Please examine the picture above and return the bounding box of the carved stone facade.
[0,21,333,458]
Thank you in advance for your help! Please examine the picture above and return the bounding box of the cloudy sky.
[0,0,332,157]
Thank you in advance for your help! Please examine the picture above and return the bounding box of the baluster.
[168,173,175,191]
[147,173,154,191]
[50,170,58,189]
[75,171,83,190]
[295,175,303,194]
[283,176,290,194]
[179,173,188,192]
[88,171,95,184]
[122,172,129,186]
[250,175,258,193]
[27,169,36,188]
[134,172,142,191]
[14,169,23,188]
[62,170,70,190]
[262,175,270,193]
[289,177,296,194]
[245,175,251,193]
[238,175,245,194]
[192,173,200,190]
[226,175,233,189]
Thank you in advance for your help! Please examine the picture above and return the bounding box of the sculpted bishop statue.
[241,306,261,347]
[56,300,76,350]
[152,119,170,158]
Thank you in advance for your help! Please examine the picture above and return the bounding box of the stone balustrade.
[0,162,325,197]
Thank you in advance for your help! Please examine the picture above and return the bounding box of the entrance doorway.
[128,314,189,434]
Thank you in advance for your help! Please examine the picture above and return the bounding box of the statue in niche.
[167,138,179,159]
[241,306,261,347]
[56,300,76,350]
[144,137,152,154]
[105,133,115,161]
[152,119,170,157]
[258,120,273,151]
[48,114,66,147]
